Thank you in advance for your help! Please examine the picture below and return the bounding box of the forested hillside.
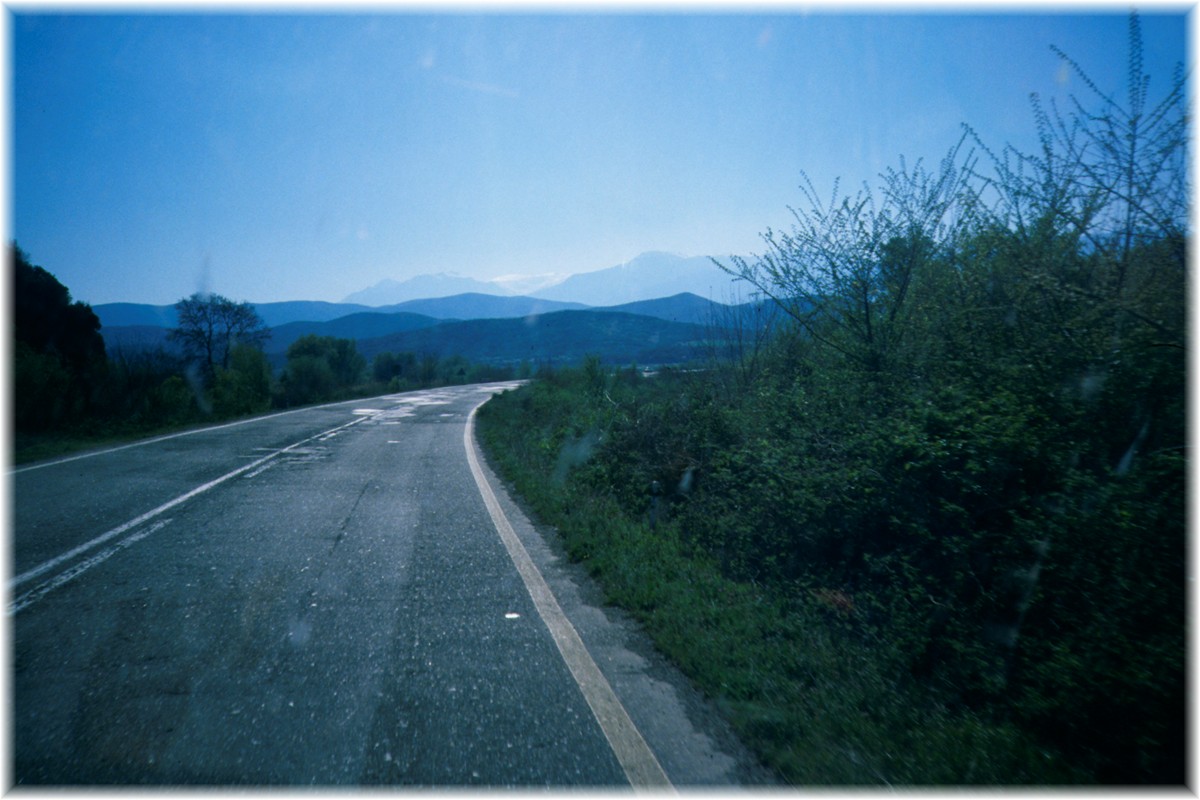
[354,309,709,366]
[11,257,516,463]
[476,19,1186,784]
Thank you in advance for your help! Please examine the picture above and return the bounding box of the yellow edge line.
[464,404,675,793]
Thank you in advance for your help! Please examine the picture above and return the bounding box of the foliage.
[373,350,419,385]
[278,334,364,406]
[369,349,515,393]
[478,18,1185,786]
[276,335,514,406]
[95,348,201,428]
[11,248,518,463]
[11,244,106,430]
[169,292,270,380]
[12,245,106,371]
[13,341,73,431]
[212,344,273,417]
[356,310,708,368]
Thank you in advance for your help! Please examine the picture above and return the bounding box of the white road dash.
[12,406,322,474]
[10,415,370,600]
[242,461,279,479]
[9,519,173,614]
[9,389,449,475]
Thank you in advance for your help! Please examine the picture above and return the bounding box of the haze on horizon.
[11,6,1189,307]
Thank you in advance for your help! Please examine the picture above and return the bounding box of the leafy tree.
[93,347,198,427]
[973,13,1188,272]
[279,334,365,406]
[701,289,780,399]
[373,351,415,384]
[212,343,273,417]
[12,244,105,370]
[148,374,200,427]
[418,354,438,385]
[718,142,979,378]
[958,15,1187,782]
[438,354,471,385]
[11,244,105,429]
[13,341,72,431]
[169,292,269,381]
[280,355,335,406]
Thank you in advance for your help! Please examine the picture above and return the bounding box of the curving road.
[10,383,767,787]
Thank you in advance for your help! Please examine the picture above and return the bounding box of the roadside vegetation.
[12,250,516,464]
[476,19,1185,785]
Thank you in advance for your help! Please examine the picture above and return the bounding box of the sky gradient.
[11,7,1190,306]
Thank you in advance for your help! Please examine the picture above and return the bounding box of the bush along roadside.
[475,363,1095,785]
[474,24,1186,785]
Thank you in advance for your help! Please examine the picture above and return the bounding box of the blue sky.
[11,7,1190,306]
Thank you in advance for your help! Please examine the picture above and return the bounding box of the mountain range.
[339,251,745,307]
[342,273,504,306]
[97,292,758,368]
[530,252,743,306]
[94,251,764,368]
[93,291,726,332]
[353,310,712,367]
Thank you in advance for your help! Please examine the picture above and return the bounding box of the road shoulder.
[469,420,778,788]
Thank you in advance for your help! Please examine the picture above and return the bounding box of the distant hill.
[599,293,730,327]
[100,325,176,357]
[337,251,749,308]
[384,292,749,327]
[95,290,749,368]
[93,303,179,329]
[490,272,568,296]
[355,310,709,366]
[102,313,443,358]
[254,301,375,327]
[264,312,442,353]
[383,293,588,320]
[96,252,750,329]
[94,300,377,329]
[530,252,742,306]
[96,292,740,332]
[342,273,507,306]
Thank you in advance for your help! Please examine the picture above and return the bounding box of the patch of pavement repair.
[471,436,779,788]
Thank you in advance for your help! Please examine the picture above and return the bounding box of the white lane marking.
[10,415,370,592]
[242,461,279,480]
[9,519,173,615]
[9,387,464,475]
[11,407,313,475]
[464,405,674,793]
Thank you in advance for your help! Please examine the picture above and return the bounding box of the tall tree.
[280,334,365,406]
[11,243,106,429]
[169,293,269,379]
[12,243,105,371]
[717,141,979,377]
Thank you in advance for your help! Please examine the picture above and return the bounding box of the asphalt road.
[10,383,770,787]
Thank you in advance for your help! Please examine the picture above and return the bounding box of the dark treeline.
[478,18,1185,784]
[11,250,517,462]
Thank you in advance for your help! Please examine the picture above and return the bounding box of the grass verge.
[475,376,1087,786]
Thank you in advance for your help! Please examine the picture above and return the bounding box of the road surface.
[10,383,768,787]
